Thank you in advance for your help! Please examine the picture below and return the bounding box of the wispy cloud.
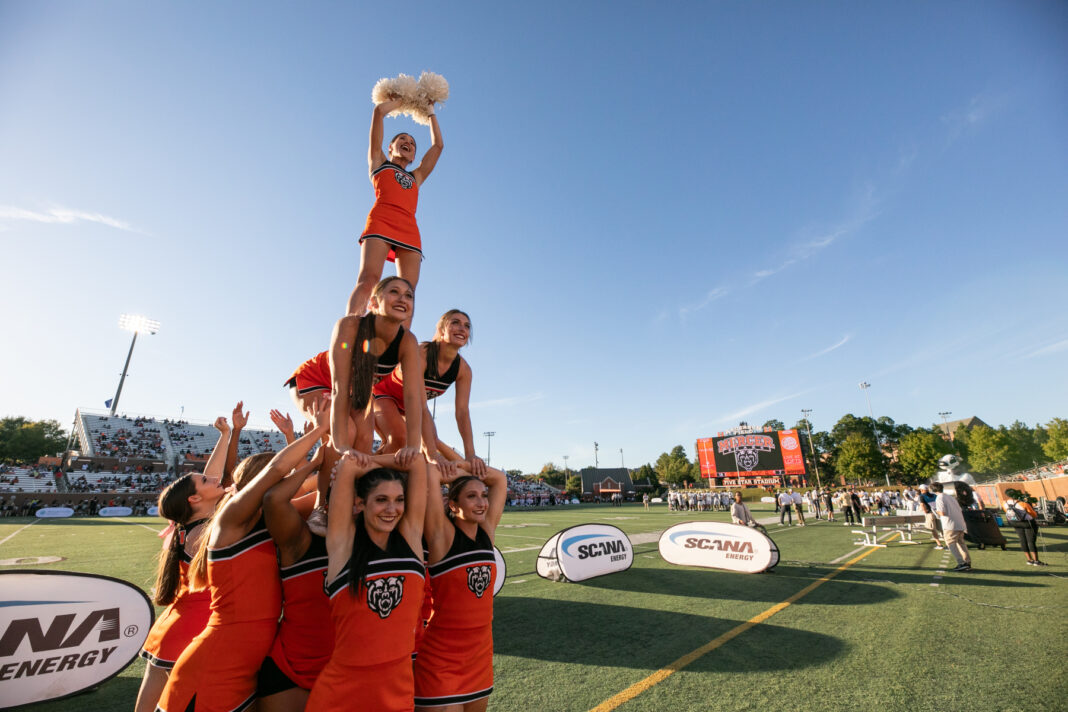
[0,204,136,232]
[752,185,881,282]
[941,92,1005,144]
[678,287,728,321]
[1024,338,1068,360]
[706,391,806,427]
[799,334,851,361]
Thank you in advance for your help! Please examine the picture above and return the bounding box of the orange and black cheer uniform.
[285,324,405,397]
[373,348,460,414]
[359,161,421,263]
[257,533,333,695]
[156,518,281,712]
[306,530,425,712]
[285,351,331,396]
[140,520,212,669]
[413,524,496,708]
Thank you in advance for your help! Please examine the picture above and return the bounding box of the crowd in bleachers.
[505,472,569,507]
[0,494,153,517]
[84,414,167,458]
[1001,459,1068,483]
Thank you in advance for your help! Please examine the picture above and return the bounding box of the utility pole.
[939,411,953,439]
[859,381,890,488]
[801,408,821,489]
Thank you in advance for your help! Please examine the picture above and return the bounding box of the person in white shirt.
[778,490,794,526]
[932,483,971,571]
[731,492,767,534]
[791,489,806,526]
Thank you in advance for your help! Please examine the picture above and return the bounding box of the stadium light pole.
[483,431,495,466]
[620,448,624,469]
[801,408,821,489]
[110,315,160,417]
[858,381,890,488]
[594,442,599,468]
[939,411,953,439]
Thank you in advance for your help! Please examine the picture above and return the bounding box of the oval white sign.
[147,506,159,516]
[0,570,154,709]
[34,508,73,519]
[98,507,133,517]
[659,521,779,574]
[538,524,633,583]
[493,546,506,597]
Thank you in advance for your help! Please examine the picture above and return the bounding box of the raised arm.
[452,359,485,477]
[482,466,507,544]
[396,332,425,467]
[203,417,230,481]
[368,98,403,174]
[264,447,323,566]
[325,451,397,580]
[217,414,329,534]
[329,316,359,456]
[412,106,443,186]
[269,409,296,446]
[423,461,454,562]
[397,455,427,555]
[225,401,248,478]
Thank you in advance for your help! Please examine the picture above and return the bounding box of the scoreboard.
[696,429,807,484]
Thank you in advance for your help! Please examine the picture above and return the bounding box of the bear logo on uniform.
[467,565,492,598]
[366,575,405,618]
[393,170,414,190]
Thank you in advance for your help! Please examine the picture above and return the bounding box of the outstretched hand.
[269,410,294,440]
[231,401,249,430]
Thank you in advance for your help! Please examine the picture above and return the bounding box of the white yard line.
[0,520,37,547]
[119,518,166,535]
[499,545,542,554]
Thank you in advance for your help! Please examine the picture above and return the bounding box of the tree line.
[526,415,1068,490]
[0,417,68,464]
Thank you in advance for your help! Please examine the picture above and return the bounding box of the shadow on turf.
[574,566,903,604]
[495,597,847,670]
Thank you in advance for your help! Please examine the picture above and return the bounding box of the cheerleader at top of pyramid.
[346,72,448,323]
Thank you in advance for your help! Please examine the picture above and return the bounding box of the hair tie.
[176,523,187,546]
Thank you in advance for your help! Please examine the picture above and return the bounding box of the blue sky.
[1,1,1066,473]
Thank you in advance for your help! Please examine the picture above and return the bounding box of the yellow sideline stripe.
[588,534,900,712]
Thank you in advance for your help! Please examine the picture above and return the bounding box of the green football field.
[2,503,1066,711]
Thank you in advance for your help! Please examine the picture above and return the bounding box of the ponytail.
[152,475,195,605]
[349,314,378,411]
[188,452,275,590]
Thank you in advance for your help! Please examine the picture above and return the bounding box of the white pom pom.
[371,72,449,125]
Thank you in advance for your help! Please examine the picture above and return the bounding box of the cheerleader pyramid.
[138,73,507,712]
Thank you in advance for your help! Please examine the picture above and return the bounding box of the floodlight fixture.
[109,314,160,416]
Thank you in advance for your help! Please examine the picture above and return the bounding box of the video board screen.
[696,429,807,480]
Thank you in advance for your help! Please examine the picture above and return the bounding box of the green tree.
[632,463,659,488]
[761,419,785,431]
[565,475,582,496]
[506,469,523,479]
[1004,421,1048,471]
[964,425,1013,475]
[655,445,695,486]
[836,432,884,484]
[0,417,67,463]
[538,462,565,487]
[896,429,954,484]
[1042,418,1068,461]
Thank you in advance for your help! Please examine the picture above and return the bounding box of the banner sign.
[147,506,159,516]
[0,571,154,709]
[98,507,133,517]
[34,508,73,519]
[536,524,633,583]
[696,429,807,480]
[658,521,779,574]
[493,546,506,597]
